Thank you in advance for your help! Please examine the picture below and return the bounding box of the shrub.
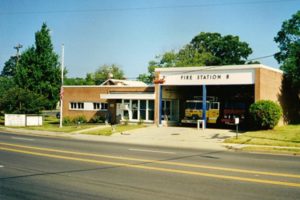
[123,116,129,125]
[138,119,144,125]
[72,115,87,124]
[249,100,282,130]
[63,116,72,125]
[90,115,106,123]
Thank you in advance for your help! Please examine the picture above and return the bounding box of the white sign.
[234,117,240,125]
[26,116,43,126]
[5,114,43,126]
[5,114,26,126]
[159,69,255,85]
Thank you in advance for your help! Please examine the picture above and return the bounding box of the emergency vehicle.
[181,97,220,124]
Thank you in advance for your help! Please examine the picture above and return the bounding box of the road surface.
[0,131,299,200]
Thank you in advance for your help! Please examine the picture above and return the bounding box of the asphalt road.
[0,131,299,200]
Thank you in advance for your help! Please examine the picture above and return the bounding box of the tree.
[137,60,159,84]
[0,87,47,114]
[14,23,61,109]
[274,10,300,90]
[1,56,17,77]
[138,32,253,83]
[190,32,252,65]
[0,76,15,113]
[64,73,96,85]
[93,64,125,85]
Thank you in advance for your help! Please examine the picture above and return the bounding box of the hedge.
[249,100,282,130]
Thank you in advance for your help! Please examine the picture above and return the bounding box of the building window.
[93,102,108,110]
[70,102,84,110]
[132,100,138,120]
[78,102,84,109]
[120,99,154,122]
[93,103,100,110]
[70,102,77,109]
[148,100,154,120]
[140,100,146,120]
[101,103,108,110]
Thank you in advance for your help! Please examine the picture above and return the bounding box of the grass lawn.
[0,116,4,125]
[225,125,300,147]
[0,115,99,133]
[84,124,147,136]
[225,125,300,155]
[0,115,147,135]
[242,146,300,155]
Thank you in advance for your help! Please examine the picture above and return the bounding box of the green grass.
[242,146,300,155]
[0,116,4,125]
[225,125,300,147]
[0,115,99,133]
[0,115,147,135]
[84,124,147,136]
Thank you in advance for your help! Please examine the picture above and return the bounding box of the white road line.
[128,148,176,154]
[11,137,35,141]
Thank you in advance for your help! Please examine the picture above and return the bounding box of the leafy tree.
[85,73,95,85]
[0,77,15,95]
[190,32,252,65]
[64,72,96,85]
[139,32,253,83]
[137,60,159,84]
[93,64,125,85]
[0,71,16,114]
[274,10,300,90]
[1,56,17,77]
[14,23,60,109]
[0,87,47,114]
[64,77,88,85]
[137,73,152,84]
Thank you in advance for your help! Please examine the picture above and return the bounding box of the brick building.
[62,64,283,126]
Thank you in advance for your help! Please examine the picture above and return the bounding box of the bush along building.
[62,64,284,127]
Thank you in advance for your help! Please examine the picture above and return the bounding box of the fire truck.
[220,102,246,125]
[181,97,247,125]
[181,97,220,124]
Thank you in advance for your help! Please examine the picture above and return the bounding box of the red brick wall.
[62,86,154,121]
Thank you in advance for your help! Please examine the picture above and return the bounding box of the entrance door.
[162,100,179,122]
[131,100,138,120]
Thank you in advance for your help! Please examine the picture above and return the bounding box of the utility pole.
[14,43,23,65]
[59,44,64,128]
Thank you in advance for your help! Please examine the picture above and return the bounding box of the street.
[0,131,299,200]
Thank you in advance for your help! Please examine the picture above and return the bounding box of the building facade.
[62,80,155,124]
[62,64,283,126]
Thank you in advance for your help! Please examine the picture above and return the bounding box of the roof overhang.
[100,93,155,100]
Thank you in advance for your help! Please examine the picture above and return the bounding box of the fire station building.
[62,64,283,126]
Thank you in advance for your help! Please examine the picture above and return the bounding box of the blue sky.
[0,0,299,78]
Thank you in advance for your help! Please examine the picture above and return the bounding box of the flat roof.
[155,64,283,74]
[63,85,154,88]
[101,93,155,100]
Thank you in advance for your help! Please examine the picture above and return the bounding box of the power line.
[0,0,298,15]
[246,54,276,62]
[126,53,278,80]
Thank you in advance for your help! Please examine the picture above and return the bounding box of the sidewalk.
[0,126,237,151]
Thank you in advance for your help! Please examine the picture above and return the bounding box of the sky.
[0,0,300,79]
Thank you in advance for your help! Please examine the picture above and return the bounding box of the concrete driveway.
[74,126,237,150]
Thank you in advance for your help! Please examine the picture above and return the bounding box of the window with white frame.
[93,102,108,110]
[70,102,84,110]
[148,100,154,120]
[93,103,100,110]
[101,103,108,110]
[121,99,154,121]
[140,100,146,120]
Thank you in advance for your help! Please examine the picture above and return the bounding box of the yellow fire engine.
[181,97,220,124]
